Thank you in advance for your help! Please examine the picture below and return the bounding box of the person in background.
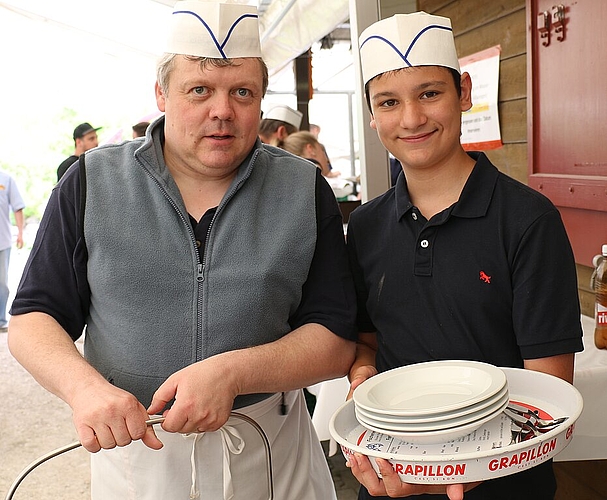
[310,123,340,177]
[309,123,322,138]
[278,131,332,177]
[56,122,101,181]
[132,121,150,139]
[258,104,302,145]
[8,2,356,499]
[346,12,583,500]
[0,170,24,333]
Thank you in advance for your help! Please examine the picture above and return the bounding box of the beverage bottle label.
[596,303,607,326]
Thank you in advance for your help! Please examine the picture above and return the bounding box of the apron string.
[184,424,245,500]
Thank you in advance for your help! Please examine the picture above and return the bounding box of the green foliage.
[1,107,85,223]
[2,105,146,224]
[0,160,55,222]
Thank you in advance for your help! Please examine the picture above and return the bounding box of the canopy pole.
[348,0,390,202]
[260,0,298,43]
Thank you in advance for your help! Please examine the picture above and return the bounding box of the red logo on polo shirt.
[479,271,491,283]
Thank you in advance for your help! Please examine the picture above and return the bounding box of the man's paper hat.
[166,0,262,59]
[264,105,303,129]
[359,12,460,85]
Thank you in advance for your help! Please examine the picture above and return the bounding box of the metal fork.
[509,421,524,444]
[507,403,569,429]
[509,421,534,445]
[504,408,542,437]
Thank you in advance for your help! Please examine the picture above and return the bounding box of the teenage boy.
[346,12,582,500]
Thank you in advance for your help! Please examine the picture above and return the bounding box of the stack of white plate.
[352,360,509,444]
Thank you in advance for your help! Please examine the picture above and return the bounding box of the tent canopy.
[0,0,350,73]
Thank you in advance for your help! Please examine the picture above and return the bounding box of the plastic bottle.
[594,244,607,349]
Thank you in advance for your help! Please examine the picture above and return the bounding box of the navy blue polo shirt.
[347,152,583,374]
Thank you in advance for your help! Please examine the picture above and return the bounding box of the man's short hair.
[156,53,269,97]
[132,122,150,138]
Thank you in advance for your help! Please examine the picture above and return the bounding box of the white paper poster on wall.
[459,45,502,151]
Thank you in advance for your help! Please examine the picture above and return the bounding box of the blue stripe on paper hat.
[166,1,262,59]
[359,12,460,85]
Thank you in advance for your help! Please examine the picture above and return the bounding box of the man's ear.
[460,72,473,113]
[155,82,166,112]
[277,125,289,140]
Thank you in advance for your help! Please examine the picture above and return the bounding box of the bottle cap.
[603,244,607,256]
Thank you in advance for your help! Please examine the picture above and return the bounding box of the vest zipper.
[137,160,204,358]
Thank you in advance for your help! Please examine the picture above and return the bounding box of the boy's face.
[367,66,472,171]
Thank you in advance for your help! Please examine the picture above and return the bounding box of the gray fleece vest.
[82,124,317,408]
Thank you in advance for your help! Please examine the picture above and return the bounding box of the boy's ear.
[369,112,377,130]
[460,72,473,112]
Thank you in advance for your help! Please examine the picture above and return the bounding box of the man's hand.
[148,354,239,434]
[71,381,163,452]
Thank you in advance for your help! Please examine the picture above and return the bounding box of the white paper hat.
[264,105,303,129]
[166,0,262,59]
[359,12,460,85]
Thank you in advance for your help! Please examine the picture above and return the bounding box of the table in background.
[555,314,607,461]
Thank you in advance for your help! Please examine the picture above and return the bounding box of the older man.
[8,2,356,499]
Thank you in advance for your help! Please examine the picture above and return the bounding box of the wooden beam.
[294,49,312,131]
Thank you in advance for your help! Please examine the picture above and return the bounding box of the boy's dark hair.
[364,66,462,113]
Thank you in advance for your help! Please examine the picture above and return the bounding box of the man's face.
[78,131,99,152]
[156,56,264,179]
[368,66,472,171]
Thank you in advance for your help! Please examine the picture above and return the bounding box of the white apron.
[90,390,337,500]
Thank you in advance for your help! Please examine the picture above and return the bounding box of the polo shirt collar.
[452,152,499,218]
[394,171,414,221]
[394,151,499,221]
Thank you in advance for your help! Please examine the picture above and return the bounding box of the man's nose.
[209,93,235,121]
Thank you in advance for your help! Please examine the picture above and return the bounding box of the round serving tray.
[329,367,583,484]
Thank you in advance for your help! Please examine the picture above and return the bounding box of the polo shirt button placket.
[414,234,432,276]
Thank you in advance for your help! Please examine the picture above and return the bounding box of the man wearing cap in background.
[345,11,582,500]
[56,122,101,181]
[132,120,150,139]
[8,1,356,499]
[258,103,303,145]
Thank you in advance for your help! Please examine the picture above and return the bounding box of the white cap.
[264,105,303,129]
[359,12,460,85]
[166,0,262,59]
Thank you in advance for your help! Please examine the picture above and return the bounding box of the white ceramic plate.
[355,390,509,433]
[355,384,509,425]
[330,367,583,484]
[353,394,509,443]
[353,360,507,417]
